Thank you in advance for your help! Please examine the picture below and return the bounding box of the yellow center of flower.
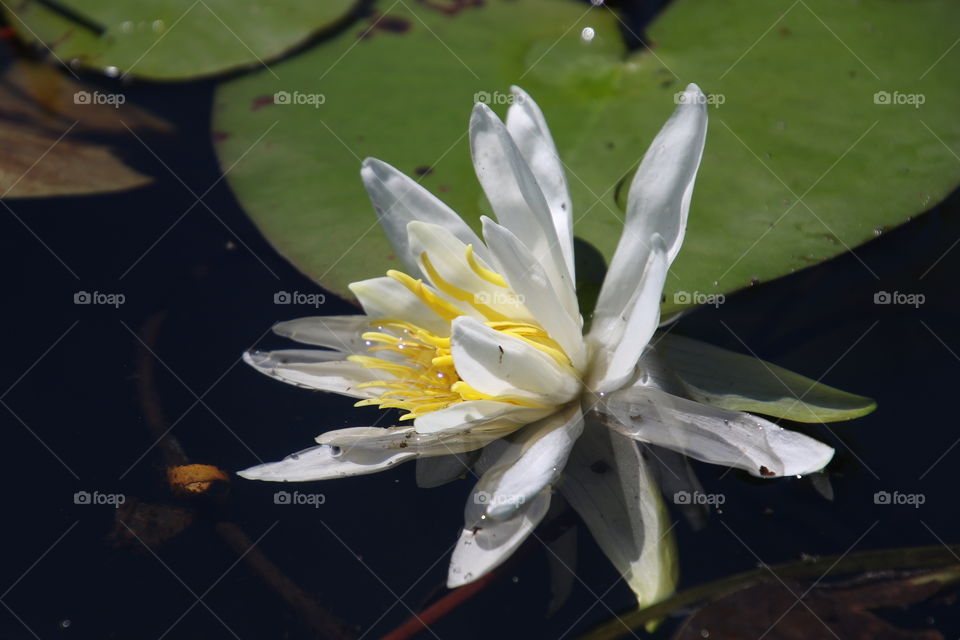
[348,245,571,420]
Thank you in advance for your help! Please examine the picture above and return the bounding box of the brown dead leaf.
[167,463,230,497]
[1,57,172,136]
[0,48,172,198]
[0,122,151,197]
[110,499,194,549]
[673,571,951,640]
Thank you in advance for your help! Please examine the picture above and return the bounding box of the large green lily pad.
[213,0,960,313]
[2,0,356,80]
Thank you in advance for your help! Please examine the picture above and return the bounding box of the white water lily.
[239,85,874,607]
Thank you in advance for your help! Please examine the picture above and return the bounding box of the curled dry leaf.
[167,463,230,497]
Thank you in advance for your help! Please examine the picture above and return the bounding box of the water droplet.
[59,619,71,630]
[364,340,373,347]
[873,226,883,236]
[700,629,710,638]
[580,27,595,42]
[511,576,519,583]
[152,19,166,32]
[104,66,121,78]
[120,21,133,33]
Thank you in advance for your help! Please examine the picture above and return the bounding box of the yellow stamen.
[350,258,573,420]
[419,252,510,322]
[466,244,508,287]
[387,270,462,321]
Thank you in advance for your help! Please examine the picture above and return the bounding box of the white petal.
[655,334,877,422]
[451,316,581,406]
[316,425,504,456]
[559,420,678,607]
[238,424,502,483]
[413,399,550,435]
[415,453,476,488]
[349,276,449,336]
[406,221,534,323]
[602,385,835,477]
[589,234,669,393]
[482,217,587,371]
[446,487,551,588]
[592,84,707,347]
[505,86,575,279]
[646,444,708,531]
[467,403,583,521]
[469,103,578,317]
[272,315,370,353]
[243,350,381,398]
[237,443,414,482]
[360,157,490,275]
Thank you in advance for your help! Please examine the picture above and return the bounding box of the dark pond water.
[2,2,959,639]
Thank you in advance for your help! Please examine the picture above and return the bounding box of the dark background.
[2,1,959,638]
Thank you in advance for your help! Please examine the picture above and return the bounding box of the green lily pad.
[212,0,960,313]
[2,0,356,80]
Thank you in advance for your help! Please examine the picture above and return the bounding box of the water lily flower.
[239,85,874,607]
